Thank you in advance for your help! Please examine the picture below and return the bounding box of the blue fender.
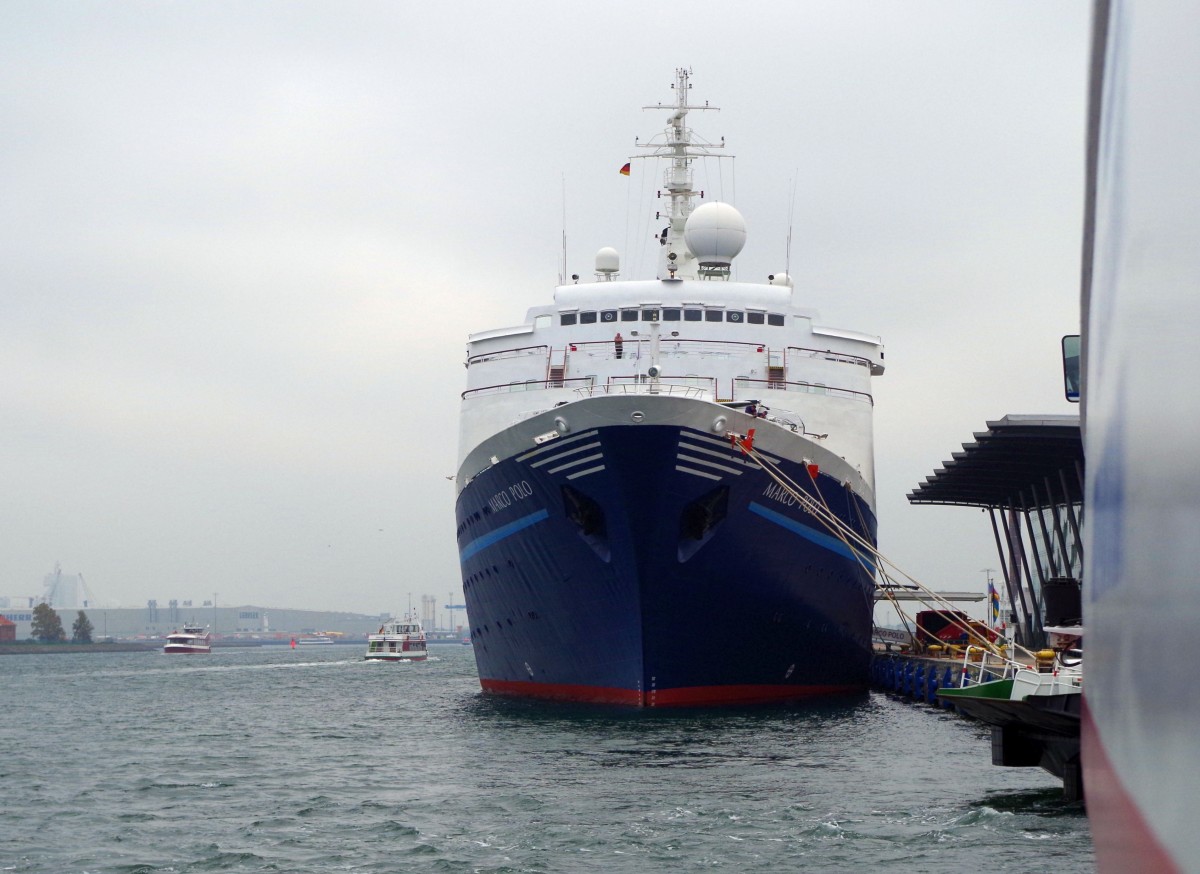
[941,666,956,708]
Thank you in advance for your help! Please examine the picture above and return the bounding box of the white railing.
[573,383,709,399]
[959,645,1017,687]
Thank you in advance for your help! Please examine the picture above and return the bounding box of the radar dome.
[683,202,747,267]
[768,272,794,287]
[595,247,620,274]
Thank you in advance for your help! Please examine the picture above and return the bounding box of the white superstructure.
[457,69,884,497]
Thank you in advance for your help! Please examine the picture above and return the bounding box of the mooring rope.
[727,430,1036,663]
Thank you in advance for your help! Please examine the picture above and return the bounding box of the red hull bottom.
[1082,699,1180,873]
[480,678,864,707]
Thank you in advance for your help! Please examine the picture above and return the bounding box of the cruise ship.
[454,70,885,706]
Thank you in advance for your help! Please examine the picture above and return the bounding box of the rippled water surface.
[2,645,1094,872]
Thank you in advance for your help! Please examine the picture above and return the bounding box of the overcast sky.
[1,1,1089,620]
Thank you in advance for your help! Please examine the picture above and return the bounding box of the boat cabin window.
[768,314,785,326]
[641,308,659,321]
[684,309,702,322]
[580,311,597,324]
[560,313,578,326]
[727,311,744,323]
[747,312,765,324]
[620,309,639,322]
[601,310,617,323]
[662,308,682,321]
[705,310,724,322]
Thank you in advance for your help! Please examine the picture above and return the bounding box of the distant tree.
[31,603,65,642]
[72,610,94,644]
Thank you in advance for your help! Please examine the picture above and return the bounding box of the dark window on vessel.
[601,310,618,323]
[680,485,729,540]
[663,308,682,321]
[560,313,577,326]
[684,309,702,322]
[641,309,659,321]
[727,311,744,323]
[768,314,785,326]
[747,312,765,324]
[705,310,723,322]
[580,311,598,324]
[621,309,638,322]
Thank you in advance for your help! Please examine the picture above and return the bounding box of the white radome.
[595,246,620,274]
[683,202,747,266]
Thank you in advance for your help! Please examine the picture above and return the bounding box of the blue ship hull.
[455,423,876,706]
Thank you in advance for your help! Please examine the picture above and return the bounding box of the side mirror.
[1062,335,1080,403]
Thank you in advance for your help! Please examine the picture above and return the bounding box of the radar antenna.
[633,68,729,279]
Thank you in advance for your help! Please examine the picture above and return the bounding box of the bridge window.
[747,312,765,324]
[580,311,598,324]
[601,310,618,323]
[684,309,702,322]
[768,314,785,326]
[641,308,659,321]
[560,313,577,326]
[705,310,723,322]
[621,309,638,322]
[727,311,744,323]
[663,308,681,321]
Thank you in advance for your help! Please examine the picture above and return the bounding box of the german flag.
[619,162,631,176]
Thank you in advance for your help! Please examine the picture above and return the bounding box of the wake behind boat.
[163,625,211,654]
[454,70,885,707]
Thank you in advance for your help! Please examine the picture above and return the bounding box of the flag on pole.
[988,581,1001,626]
[619,162,631,176]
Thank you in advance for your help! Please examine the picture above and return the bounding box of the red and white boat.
[365,617,427,662]
[163,625,211,654]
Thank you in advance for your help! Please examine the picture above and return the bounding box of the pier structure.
[874,414,1085,800]
[907,414,1084,650]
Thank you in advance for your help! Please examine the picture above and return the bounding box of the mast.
[636,68,727,279]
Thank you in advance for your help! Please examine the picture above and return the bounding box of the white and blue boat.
[454,69,885,706]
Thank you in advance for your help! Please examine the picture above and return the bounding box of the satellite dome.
[683,202,747,267]
[595,247,620,274]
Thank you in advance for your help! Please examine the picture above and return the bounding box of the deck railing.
[733,377,873,406]
[573,382,710,399]
[465,344,551,367]
[461,376,594,399]
[785,346,874,369]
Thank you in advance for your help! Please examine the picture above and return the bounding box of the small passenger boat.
[295,634,335,646]
[164,625,212,654]
[365,617,428,662]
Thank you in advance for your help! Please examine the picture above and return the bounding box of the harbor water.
[2,645,1094,872]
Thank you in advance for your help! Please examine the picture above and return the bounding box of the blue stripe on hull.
[460,509,550,560]
[455,424,876,705]
[748,502,876,574]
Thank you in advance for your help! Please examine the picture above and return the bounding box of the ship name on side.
[488,480,534,513]
[762,482,800,508]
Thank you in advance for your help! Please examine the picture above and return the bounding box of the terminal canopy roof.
[907,414,1083,509]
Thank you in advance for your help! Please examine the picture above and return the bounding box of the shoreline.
[0,642,159,655]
